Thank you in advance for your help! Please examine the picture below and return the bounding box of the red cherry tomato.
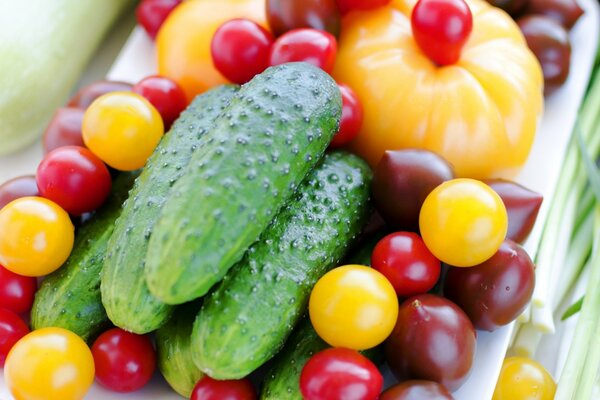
[337,0,391,14]
[0,175,39,210]
[0,308,29,367]
[36,146,112,216]
[43,107,86,154]
[372,232,441,298]
[211,19,275,84]
[300,347,383,400]
[91,328,156,392]
[68,81,133,109]
[330,83,363,148]
[411,0,473,65]
[0,265,37,314]
[269,28,337,74]
[136,0,183,39]
[191,376,257,400]
[133,75,188,129]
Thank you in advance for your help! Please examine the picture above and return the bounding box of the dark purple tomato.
[372,150,454,232]
[444,240,535,331]
[380,380,454,400]
[518,15,571,95]
[385,294,476,391]
[68,81,133,109]
[0,175,39,210]
[43,107,86,154]
[525,0,584,30]
[485,0,529,15]
[486,180,542,244]
[266,0,341,37]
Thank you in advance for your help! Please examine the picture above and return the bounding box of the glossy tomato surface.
[4,327,95,400]
[309,265,398,350]
[380,380,454,400]
[337,0,391,14]
[371,232,441,298]
[493,357,556,400]
[525,0,584,30]
[330,83,363,148]
[385,294,476,391]
[0,308,29,367]
[133,75,188,129]
[0,175,39,210]
[267,0,340,36]
[269,28,337,74]
[136,0,182,39]
[372,149,454,232]
[0,265,37,314]
[300,348,383,400]
[68,81,133,109]
[191,376,257,400]
[43,107,86,154]
[91,328,156,392]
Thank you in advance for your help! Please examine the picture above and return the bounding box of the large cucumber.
[156,302,204,398]
[30,171,138,342]
[101,85,238,334]
[145,63,342,305]
[192,151,372,379]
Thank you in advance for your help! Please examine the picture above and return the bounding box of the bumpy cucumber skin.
[101,85,238,334]
[156,302,204,398]
[30,172,138,342]
[145,63,342,305]
[192,151,372,379]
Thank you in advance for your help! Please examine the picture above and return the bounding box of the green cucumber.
[30,171,138,342]
[146,63,342,304]
[192,151,372,379]
[101,85,238,334]
[156,302,204,398]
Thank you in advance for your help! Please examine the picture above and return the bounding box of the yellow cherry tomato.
[309,264,399,350]
[82,92,164,171]
[419,178,507,267]
[493,357,556,400]
[4,327,95,400]
[156,0,267,101]
[0,197,74,277]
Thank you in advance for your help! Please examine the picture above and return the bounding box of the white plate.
[1,1,599,398]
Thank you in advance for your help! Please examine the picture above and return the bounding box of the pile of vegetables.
[0,0,595,399]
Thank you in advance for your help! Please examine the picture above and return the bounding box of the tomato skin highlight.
[0,175,39,210]
[68,81,133,109]
[43,107,86,154]
[136,0,182,39]
[0,308,29,367]
[330,83,363,148]
[380,380,453,400]
[133,75,188,129]
[191,376,257,400]
[493,357,556,400]
[0,265,37,314]
[300,347,383,400]
[269,28,337,74]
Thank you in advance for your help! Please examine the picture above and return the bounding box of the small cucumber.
[30,171,138,342]
[156,302,204,398]
[146,63,342,304]
[101,85,238,333]
[192,151,372,379]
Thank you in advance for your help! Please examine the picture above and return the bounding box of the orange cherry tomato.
[493,357,556,400]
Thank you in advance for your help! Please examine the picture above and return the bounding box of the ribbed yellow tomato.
[493,357,556,400]
[0,197,74,277]
[333,0,543,179]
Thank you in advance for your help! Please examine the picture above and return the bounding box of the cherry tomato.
[191,376,257,400]
[380,380,453,400]
[43,107,86,154]
[385,294,476,391]
[68,80,133,109]
[5,327,95,400]
[372,150,454,232]
[371,232,441,298]
[419,179,508,267]
[330,83,363,148]
[82,92,164,171]
[337,0,391,14]
[269,28,337,74]
[411,0,473,66]
[0,175,39,210]
[526,0,584,30]
[0,308,29,367]
[267,0,341,37]
[309,264,398,350]
[36,146,112,216]
[211,19,275,84]
[0,265,37,314]
[493,357,556,400]
[0,197,74,277]
[136,0,182,39]
[300,347,383,400]
[133,75,188,129]
[91,328,156,392]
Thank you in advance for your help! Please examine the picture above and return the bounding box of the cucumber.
[101,85,238,334]
[30,171,138,342]
[192,151,372,379]
[146,62,342,305]
[156,302,204,398]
